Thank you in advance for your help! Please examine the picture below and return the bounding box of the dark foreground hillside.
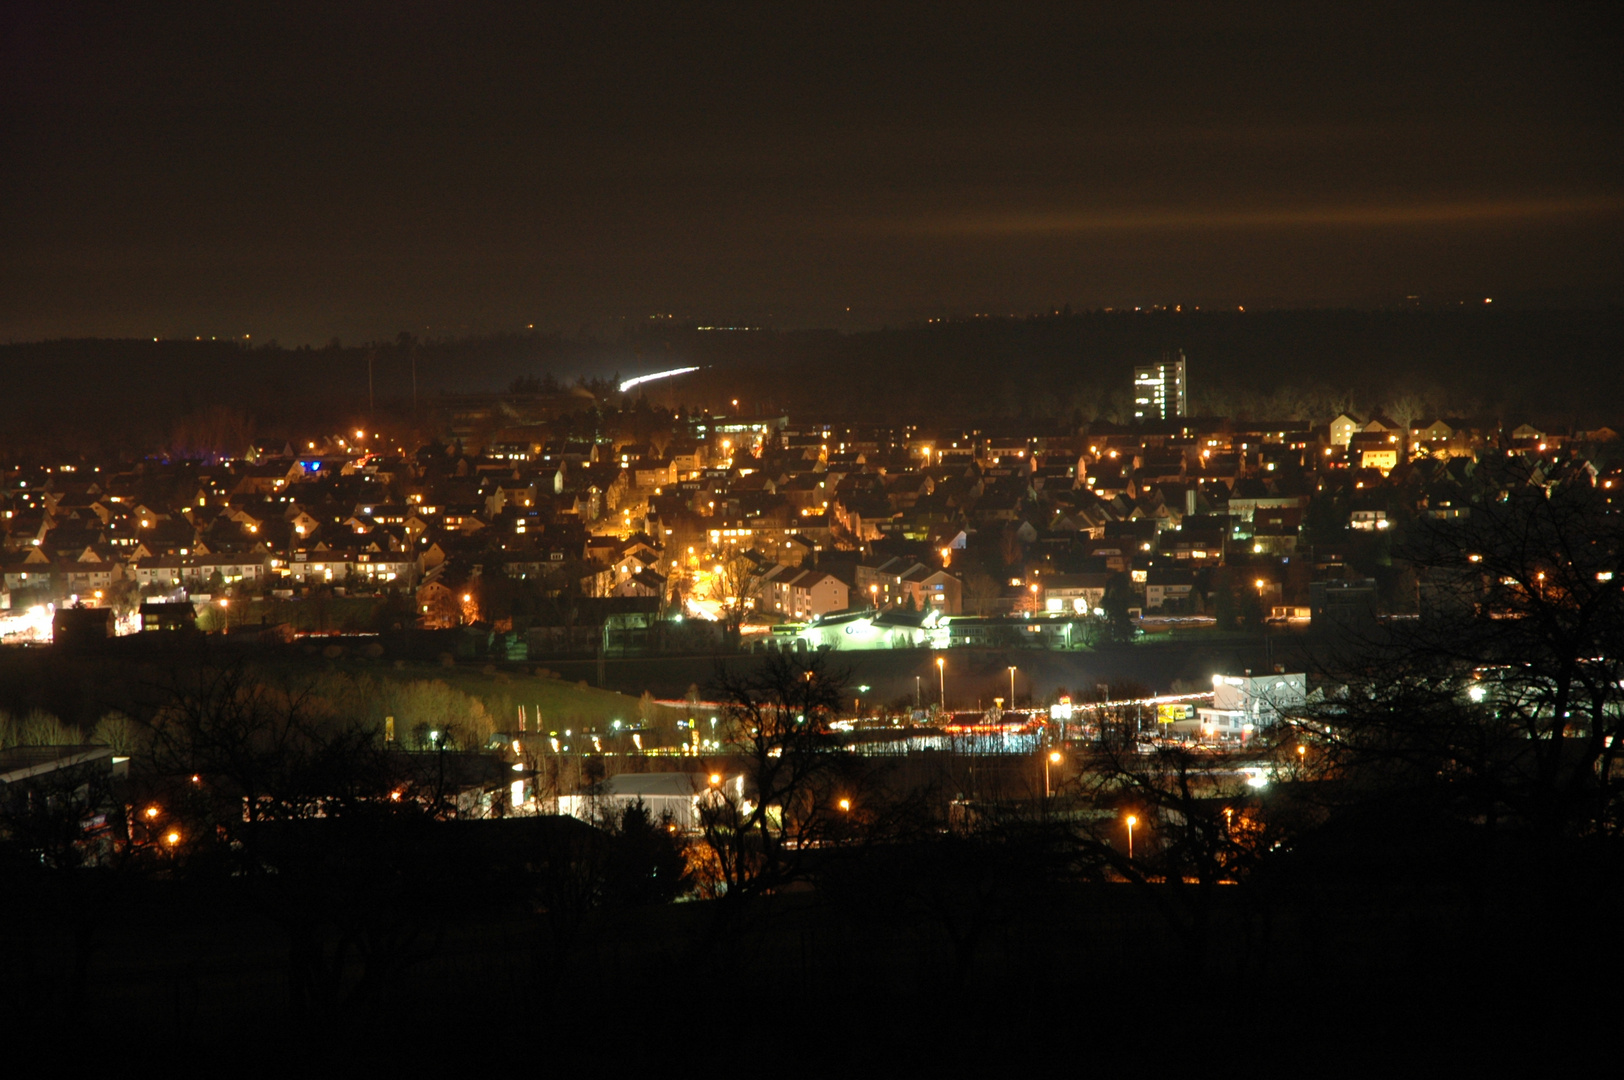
[3,823,1606,1069]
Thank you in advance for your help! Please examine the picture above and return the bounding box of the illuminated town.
[1,3,1618,1066]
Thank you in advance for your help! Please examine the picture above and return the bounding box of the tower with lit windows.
[1133,350,1187,421]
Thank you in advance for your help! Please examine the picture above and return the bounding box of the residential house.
[898,564,962,615]
[1144,568,1196,611]
[757,566,849,621]
[1041,572,1112,615]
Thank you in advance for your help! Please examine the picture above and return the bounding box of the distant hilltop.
[1,307,1619,452]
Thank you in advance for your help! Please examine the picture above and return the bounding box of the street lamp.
[936,657,946,712]
[1045,749,1062,798]
[1008,665,1017,710]
[1125,814,1138,859]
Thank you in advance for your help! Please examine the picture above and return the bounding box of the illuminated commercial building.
[1133,351,1188,421]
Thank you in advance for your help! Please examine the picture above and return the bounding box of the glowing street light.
[838,798,851,812]
[1008,665,1017,709]
[1045,749,1062,797]
[936,656,946,711]
[1125,813,1138,859]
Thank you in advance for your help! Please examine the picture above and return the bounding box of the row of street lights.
[912,660,1273,864]
[933,655,1132,856]
[923,657,1026,714]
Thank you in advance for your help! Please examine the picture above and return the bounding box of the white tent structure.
[558,771,743,832]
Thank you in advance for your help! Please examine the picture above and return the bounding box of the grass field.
[0,640,655,736]
[346,657,651,732]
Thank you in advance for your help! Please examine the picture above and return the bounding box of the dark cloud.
[2,2,1619,342]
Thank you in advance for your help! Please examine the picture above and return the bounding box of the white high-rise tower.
[1133,350,1187,421]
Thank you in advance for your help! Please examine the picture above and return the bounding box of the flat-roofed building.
[1133,351,1188,421]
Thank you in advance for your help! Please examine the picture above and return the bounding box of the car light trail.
[619,366,699,393]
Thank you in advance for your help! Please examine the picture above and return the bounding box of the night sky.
[3,2,1619,344]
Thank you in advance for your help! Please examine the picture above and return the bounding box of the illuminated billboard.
[1157,703,1194,725]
